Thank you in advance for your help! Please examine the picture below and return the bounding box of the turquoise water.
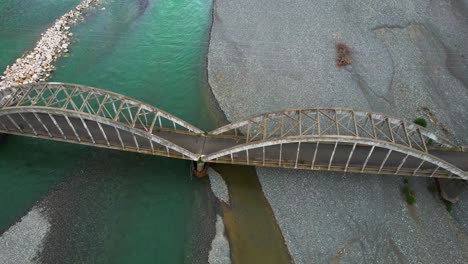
[0,0,217,262]
[0,0,81,70]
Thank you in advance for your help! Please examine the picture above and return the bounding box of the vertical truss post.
[328,142,338,170]
[378,149,392,173]
[298,111,302,136]
[316,110,321,135]
[280,113,284,137]
[295,142,301,168]
[149,139,154,154]
[412,160,424,176]
[387,118,395,143]
[279,143,283,166]
[361,146,375,172]
[19,113,37,136]
[395,154,409,174]
[80,117,95,144]
[97,122,110,146]
[311,142,319,169]
[64,116,80,141]
[33,113,52,137]
[334,110,339,135]
[114,127,124,148]
[262,146,266,166]
[48,114,65,139]
[133,135,140,151]
[7,115,23,133]
[0,119,8,131]
[344,143,357,172]
[430,166,440,177]
[263,116,268,140]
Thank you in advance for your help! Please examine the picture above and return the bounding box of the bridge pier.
[192,161,209,178]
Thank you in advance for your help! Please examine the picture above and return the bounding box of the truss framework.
[0,83,466,180]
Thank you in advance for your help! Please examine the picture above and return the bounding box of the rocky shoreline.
[0,0,103,95]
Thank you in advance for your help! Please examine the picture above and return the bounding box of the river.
[1,0,216,262]
[0,0,295,263]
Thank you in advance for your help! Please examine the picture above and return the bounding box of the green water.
[0,0,81,70]
[0,0,217,262]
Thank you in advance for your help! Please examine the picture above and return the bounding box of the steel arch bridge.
[0,83,466,180]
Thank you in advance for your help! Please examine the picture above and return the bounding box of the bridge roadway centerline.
[0,82,466,179]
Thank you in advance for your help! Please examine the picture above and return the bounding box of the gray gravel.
[257,168,468,263]
[207,0,468,263]
[208,215,231,264]
[0,207,50,264]
[208,168,230,204]
[208,0,468,144]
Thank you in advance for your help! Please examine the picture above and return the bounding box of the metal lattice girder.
[0,107,199,160]
[1,82,203,134]
[202,136,467,180]
[0,83,204,160]
[209,108,454,151]
[0,83,466,180]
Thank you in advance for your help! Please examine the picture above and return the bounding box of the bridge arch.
[0,82,203,159]
[202,136,467,180]
[208,108,465,179]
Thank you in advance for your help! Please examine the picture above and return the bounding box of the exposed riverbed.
[208,0,468,262]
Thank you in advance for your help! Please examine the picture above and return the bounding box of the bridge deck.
[0,83,466,179]
[1,112,466,176]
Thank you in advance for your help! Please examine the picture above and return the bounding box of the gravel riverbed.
[0,207,50,264]
[207,0,468,262]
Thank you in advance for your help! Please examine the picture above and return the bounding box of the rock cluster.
[0,0,102,93]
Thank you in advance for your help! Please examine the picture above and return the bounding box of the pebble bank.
[0,0,103,98]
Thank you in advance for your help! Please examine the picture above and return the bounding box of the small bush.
[406,195,415,205]
[336,43,352,67]
[443,200,453,212]
[401,179,416,205]
[414,117,428,128]
[426,138,433,146]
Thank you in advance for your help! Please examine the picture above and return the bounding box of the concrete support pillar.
[192,160,209,178]
[197,162,206,172]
